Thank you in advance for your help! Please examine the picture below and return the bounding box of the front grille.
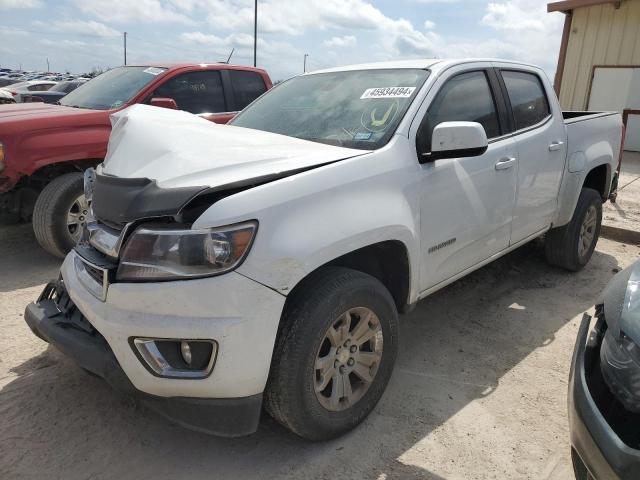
[40,280,98,336]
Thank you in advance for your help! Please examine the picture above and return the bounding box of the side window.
[228,70,267,110]
[153,71,226,114]
[417,71,501,154]
[501,70,550,130]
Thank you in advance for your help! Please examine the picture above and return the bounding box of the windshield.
[231,69,429,150]
[60,66,166,110]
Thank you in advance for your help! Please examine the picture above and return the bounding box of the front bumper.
[569,313,640,479]
[24,249,286,436]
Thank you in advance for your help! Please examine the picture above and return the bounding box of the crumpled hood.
[102,104,370,189]
[602,260,640,343]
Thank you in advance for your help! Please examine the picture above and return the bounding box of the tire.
[32,172,87,258]
[264,267,399,440]
[545,187,602,272]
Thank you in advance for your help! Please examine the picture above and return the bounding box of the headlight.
[116,221,257,281]
[601,329,640,413]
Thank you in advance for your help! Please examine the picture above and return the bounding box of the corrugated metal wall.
[559,0,640,110]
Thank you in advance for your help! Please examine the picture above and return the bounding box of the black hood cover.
[92,173,207,228]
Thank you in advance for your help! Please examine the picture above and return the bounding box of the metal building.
[549,0,640,150]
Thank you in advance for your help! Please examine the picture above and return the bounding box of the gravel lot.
[1,222,639,480]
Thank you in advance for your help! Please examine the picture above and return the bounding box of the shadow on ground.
[0,224,60,292]
[0,239,622,479]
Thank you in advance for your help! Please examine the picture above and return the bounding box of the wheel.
[32,172,88,258]
[265,267,399,440]
[545,187,602,271]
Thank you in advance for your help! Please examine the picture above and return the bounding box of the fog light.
[132,338,217,379]
[181,340,192,365]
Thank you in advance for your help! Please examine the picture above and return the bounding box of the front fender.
[192,139,422,302]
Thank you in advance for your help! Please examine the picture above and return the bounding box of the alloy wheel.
[314,307,384,412]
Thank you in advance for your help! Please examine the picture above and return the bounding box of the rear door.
[496,67,567,243]
[414,66,518,290]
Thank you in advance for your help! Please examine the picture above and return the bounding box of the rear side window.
[501,70,550,130]
[228,70,267,110]
[418,70,500,153]
[154,71,226,114]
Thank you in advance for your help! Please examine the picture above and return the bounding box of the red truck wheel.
[32,173,87,258]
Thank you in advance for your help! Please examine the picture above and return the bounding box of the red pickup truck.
[0,63,272,257]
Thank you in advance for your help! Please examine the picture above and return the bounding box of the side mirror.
[198,112,237,124]
[149,97,178,110]
[424,121,488,162]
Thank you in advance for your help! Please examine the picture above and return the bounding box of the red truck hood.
[0,102,104,122]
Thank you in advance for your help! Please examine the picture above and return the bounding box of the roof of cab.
[308,58,543,75]
[124,62,268,73]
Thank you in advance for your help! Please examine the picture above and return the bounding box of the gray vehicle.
[569,260,640,479]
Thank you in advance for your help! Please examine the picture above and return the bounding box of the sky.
[0,0,565,82]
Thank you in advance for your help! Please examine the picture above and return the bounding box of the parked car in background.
[0,73,25,87]
[0,80,58,102]
[23,58,622,440]
[16,80,86,104]
[0,89,15,104]
[569,260,640,479]
[0,63,272,257]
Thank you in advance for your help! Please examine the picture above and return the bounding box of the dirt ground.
[1,219,638,479]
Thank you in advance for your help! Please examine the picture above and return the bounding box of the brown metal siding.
[559,0,640,109]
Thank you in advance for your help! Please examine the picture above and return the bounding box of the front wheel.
[265,267,399,440]
[545,187,602,271]
[32,173,88,258]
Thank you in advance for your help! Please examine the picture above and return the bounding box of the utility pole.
[253,0,257,67]
[46,57,50,72]
[303,53,308,73]
[123,32,127,66]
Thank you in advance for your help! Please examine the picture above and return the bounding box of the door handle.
[548,141,564,151]
[495,157,516,170]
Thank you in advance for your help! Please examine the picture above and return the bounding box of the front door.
[415,69,518,291]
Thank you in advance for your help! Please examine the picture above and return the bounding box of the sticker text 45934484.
[360,86,416,99]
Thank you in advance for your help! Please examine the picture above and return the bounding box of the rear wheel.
[33,173,88,258]
[545,187,602,271]
[265,267,399,440]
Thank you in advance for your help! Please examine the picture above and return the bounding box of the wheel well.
[582,164,609,199]
[287,241,411,313]
[29,160,101,189]
[7,160,101,222]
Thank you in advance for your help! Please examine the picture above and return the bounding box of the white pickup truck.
[25,58,623,440]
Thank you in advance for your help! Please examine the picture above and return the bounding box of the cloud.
[53,20,120,37]
[74,0,194,24]
[482,0,548,31]
[0,0,41,8]
[424,20,435,29]
[323,35,356,48]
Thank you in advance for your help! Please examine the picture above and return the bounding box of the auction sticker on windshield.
[360,87,416,99]
[143,67,165,76]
